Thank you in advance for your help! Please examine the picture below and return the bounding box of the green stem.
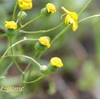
[0,61,13,87]
[14,58,23,73]
[5,55,41,68]
[22,72,25,94]
[26,64,34,80]
[0,37,38,63]
[78,14,100,23]
[12,1,18,21]
[78,0,92,15]
[24,72,48,84]
[26,52,38,80]
[16,15,42,32]
[9,38,13,54]
[19,22,64,34]
[24,52,38,72]
[9,38,23,74]
[51,26,70,44]
[0,34,6,38]
[0,61,13,76]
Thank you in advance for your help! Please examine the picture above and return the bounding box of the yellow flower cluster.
[61,6,78,31]
[46,3,56,14]
[39,36,50,48]
[5,21,17,30]
[50,57,63,68]
[18,0,32,10]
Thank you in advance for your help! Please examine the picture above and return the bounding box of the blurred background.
[0,0,100,99]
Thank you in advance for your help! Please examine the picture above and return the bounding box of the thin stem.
[24,61,32,72]
[12,1,18,21]
[26,52,38,80]
[9,38,13,54]
[78,0,92,15]
[14,58,23,73]
[51,26,70,44]
[24,52,38,72]
[5,55,41,68]
[0,34,6,38]
[19,22,64,34]
[24,72,48,84]
[78,14,100,23]
[0,37,38,63]
[0,61,13,76]
[26,64,34,80]
[16,15,42,32]
[9,38,23,74]
[22,72,25,94]
[0,61,13,87]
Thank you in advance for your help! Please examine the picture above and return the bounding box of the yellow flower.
[46,3,56,14]
[61,6,78,31]
[22,0,32,3]
[39,36,50,48]
[18,0,32,10]
[5,21,17,30]
[50,57,63,68]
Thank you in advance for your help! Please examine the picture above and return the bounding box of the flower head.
[18,0,32,10]
[50,57,63,68]
[39,36,50,48]
[61,6,78,31]
[22,0,32,3]
[46,3,56,14]
[5,21,17,30]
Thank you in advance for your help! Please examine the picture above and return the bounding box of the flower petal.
[72,21,78,31]
[61,6,70,13]
[39,36,50,48]
[65,14,71,25]
[46,3,56,13]
[5,21,17,30]
[70,12,78,21]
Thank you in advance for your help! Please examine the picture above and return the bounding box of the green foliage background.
[0,0,100,99]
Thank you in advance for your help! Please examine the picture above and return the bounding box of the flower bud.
[35,42,46,51]
[35,36,50,51]
[39,36,50,48]
[48,64,57,72]
[50,57,63,68]
[41,3,56,17]
[40,65,48,73]
[41,7,51,17]
[5,21,17,38]
[47,57,63,72]
[17,11,27,19]
[6,29,16,38]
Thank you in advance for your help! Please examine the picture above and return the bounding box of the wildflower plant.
[0,0,100,97]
